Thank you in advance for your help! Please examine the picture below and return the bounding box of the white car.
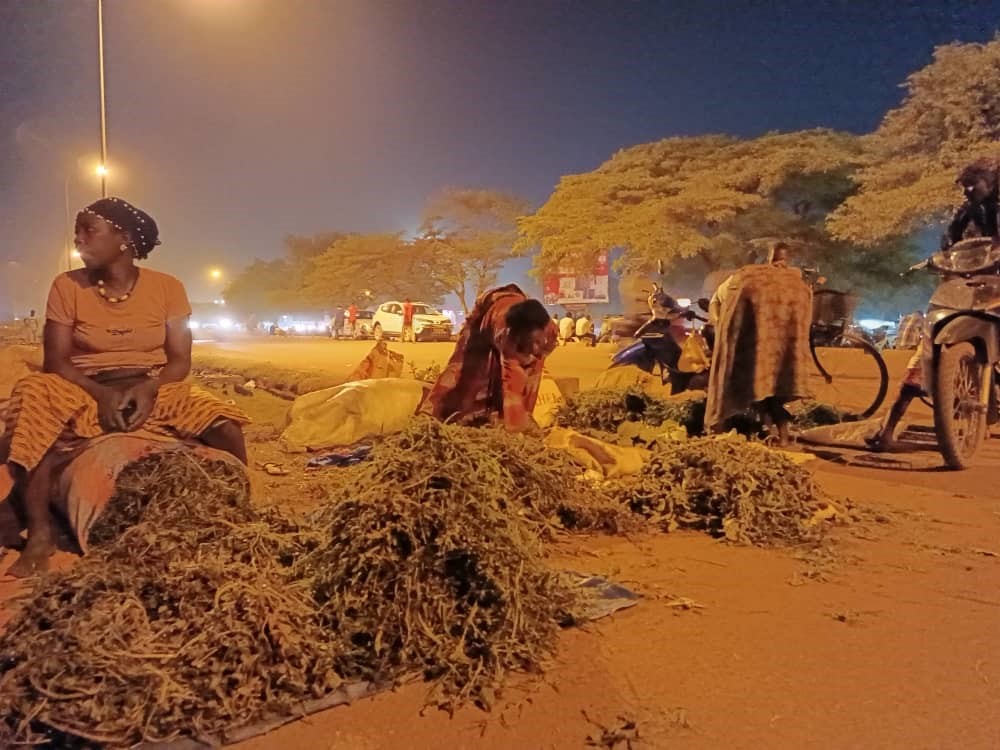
[372,301,453,342]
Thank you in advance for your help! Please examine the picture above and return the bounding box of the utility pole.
[64,176,73,271]
[97,0,108,198]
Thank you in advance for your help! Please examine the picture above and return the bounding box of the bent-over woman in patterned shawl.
[705,242,812,445]
[419,284,558,432]
[0,197,249,576]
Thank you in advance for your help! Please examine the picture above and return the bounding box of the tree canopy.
[302,233,448,307]
[419,188,530,313]
[828,38,1000,244]
[516,129,863,274]
[222,232,344,315]
[221,258,299,316]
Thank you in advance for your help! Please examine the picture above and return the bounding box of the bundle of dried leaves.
[610,437,828,545]
[299,419,585,709]
[556,387,706,436]
[0,452,331,749]
[318,418,629,536]
[791,400,846,430]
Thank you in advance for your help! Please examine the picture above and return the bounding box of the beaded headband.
[80,197,161,257]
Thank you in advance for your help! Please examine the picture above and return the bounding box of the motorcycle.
[911,236,1000,469]
[608,264,712,394]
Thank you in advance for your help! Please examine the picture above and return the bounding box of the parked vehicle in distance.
[372,301,453,341]
[329,310,374,339]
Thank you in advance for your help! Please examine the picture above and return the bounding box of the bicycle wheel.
[808,330,889,418]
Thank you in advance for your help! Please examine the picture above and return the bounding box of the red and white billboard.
[542,253,610,305]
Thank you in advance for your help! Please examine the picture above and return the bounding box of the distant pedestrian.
[22,309,39,345]
[558,312,575,344]
[402,298,415,342]
[575,312,596,346]
[347,303,358,338]
[332,308,346,339]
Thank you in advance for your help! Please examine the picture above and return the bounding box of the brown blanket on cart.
[706,264,813,430]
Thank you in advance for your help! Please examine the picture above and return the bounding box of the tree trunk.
[454,287,470,316]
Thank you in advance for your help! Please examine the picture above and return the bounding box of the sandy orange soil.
[1,340,998,749]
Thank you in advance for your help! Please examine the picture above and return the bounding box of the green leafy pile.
[611,437,830,545]
[0,452,329,749]
[301,420,583,709]
[556,387,706,436]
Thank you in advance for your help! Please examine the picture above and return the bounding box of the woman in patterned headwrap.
[1,197,249,576]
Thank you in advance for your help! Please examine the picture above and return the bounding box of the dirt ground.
[2,340,999,749]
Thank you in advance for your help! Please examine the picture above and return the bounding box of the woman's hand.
[95,386,127,432]
[121,379,160,432]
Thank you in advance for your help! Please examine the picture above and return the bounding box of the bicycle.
[807,288,889,419]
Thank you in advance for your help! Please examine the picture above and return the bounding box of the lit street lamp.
[209,268,223,281]
[64,161,108,271]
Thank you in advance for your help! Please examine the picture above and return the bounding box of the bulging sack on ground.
[532,373,565,428]
[346,342,404,382]
[545,426,648,478]
[280,378,428,452]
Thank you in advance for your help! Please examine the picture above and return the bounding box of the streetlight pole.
[64,176,73,272]
[97,0,108,198]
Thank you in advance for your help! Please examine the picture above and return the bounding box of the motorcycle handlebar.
[902,259,930,276]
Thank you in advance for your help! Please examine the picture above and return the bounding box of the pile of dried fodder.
[790,400,847,429]
[318,417,630,537]
[0,419,626,745]
[609,436,833,545]
[556,386,707,437]
[558,386,847,441]
[0,451,333,749]
[299,418,632,709]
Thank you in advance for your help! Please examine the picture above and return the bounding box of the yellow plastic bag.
[545,427,648,478]
[532,373,565,429]
[677,330,711,373]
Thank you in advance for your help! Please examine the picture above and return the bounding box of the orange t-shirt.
[45,268,192,375]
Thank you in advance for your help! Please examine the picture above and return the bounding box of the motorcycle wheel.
[933,342,988,470]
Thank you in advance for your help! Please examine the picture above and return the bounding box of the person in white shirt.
[558,313,575,344]
[575,312,596,346]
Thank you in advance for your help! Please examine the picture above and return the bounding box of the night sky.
[1,0,998,310]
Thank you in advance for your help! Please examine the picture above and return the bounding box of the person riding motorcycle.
[943,158,1000,249]
[867,159,1000,452]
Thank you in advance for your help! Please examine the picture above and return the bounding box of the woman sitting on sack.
[419,284,558,432]
[1,197,249,577]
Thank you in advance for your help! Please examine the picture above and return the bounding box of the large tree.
[516,129,863,275]
[223,259,300,316]
[302,233,448,307]
[283,232,346,263]
[828,38,1000,244]
[419,188,531,314]
[223,232,344,315]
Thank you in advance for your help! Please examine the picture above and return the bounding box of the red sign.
[542,253,610,305]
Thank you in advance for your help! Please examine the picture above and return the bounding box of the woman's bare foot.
[5,537,53,578]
